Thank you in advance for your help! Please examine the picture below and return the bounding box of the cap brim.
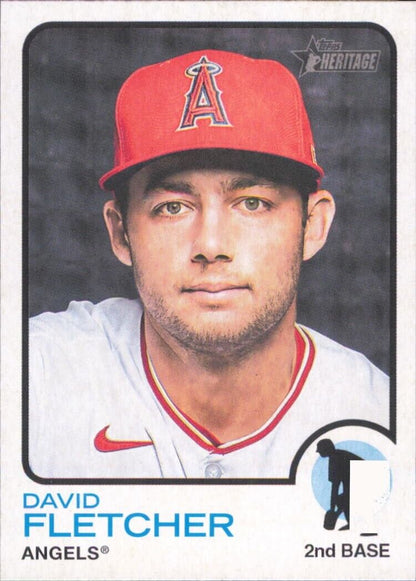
[100,148,323,191]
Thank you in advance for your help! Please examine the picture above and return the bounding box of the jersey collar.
[140,320,315,454]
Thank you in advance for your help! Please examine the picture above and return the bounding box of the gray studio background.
[27,25,392,373]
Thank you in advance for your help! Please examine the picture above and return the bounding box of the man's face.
[117,155,306,359]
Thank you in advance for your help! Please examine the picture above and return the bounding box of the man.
[316,439,363,530]
[29,50,388,479]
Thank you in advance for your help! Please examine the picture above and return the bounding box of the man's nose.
[191,205,233,264]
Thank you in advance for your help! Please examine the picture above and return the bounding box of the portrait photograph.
[24,23,394,482]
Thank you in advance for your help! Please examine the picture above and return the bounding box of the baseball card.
[1,2,414,580]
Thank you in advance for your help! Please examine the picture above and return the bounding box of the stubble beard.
[130,245,303,367]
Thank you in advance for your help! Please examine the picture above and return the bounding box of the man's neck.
[143,307,298,443]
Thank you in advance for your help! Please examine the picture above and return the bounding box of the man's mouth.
[182,282,251,296]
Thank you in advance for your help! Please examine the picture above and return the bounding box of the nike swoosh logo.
[94,425,153,452]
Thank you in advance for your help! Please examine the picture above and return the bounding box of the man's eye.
[241,198,270,212]
[154,201,187,216]
[165,202,182,214]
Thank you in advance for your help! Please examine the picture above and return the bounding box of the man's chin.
[152,311,285,362]
[170,309,257,338]
[142,287,298,362]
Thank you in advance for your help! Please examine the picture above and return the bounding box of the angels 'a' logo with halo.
[177,56,232,130]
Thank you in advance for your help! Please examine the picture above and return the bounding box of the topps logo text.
[292,36,381,77]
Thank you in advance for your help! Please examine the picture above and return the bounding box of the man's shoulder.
[298,325,389,428]
[300,324,388,386]
[30,298,143,344]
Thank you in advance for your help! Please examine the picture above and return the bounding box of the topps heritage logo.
[292,36,381,77]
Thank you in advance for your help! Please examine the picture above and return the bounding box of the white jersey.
[29,298,389,479]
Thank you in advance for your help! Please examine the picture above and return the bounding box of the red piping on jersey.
[94,425,153,452]
[140,318,315,455]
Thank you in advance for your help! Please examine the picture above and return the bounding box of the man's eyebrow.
[142,173,280,198]
[144,177,195,197]
[226,176,279,190]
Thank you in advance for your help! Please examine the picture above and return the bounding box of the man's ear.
[303,190,336,261]
[103,200,132,266]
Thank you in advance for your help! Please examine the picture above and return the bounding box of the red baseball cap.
[99,49,324,191]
